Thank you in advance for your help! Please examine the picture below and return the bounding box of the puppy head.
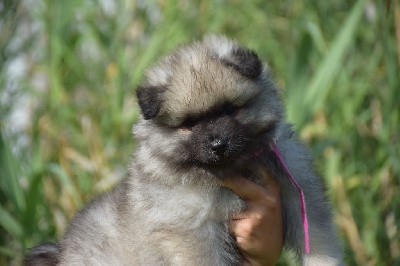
[135,35,283,168]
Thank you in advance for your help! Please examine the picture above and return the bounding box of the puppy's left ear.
[221,47,262,79]
[136,85,166,120]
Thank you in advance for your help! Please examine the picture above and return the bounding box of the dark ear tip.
[136,85,165,120]
[233,48,263,78]
[24,243,60,266]
[222,47,263,79]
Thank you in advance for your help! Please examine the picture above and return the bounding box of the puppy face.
[178,103,255,166]
[135,36,283,169]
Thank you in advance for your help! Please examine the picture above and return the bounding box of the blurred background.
[0,0,399,265]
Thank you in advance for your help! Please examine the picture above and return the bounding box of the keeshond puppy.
[26,36,343,265]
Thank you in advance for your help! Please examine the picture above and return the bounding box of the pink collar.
[271,142,311,254]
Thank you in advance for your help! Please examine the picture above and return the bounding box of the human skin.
[222,169,283,266]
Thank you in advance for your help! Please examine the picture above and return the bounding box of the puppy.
[26,35,343,265]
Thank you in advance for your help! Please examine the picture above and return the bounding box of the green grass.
[1,0,399,265]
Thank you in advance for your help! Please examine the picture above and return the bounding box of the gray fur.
[27,35,343,265]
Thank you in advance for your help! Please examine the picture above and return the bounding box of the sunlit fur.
[26,36,343,266]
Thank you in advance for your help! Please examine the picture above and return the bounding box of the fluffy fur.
[26,36,343,266]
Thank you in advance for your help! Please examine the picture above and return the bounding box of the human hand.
[222,169,283,266]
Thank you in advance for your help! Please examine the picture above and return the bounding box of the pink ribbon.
[271,143,311,254]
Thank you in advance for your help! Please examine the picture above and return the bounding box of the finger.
[222,177,267,201]
[230,214,283,264]
[230,204,266,221]
[253,167,281,207]
[223,178,280,214]
[256,167,276,186]
[230,220,259,253]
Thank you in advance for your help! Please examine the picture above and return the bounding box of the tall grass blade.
[289,0,368,126]
[47,164,82,207]
[130,23,181,88]
[0,132,25,213]
[0,205,23,239]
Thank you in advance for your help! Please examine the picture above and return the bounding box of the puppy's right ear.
[136,85,166,120]
[221,47,262,79]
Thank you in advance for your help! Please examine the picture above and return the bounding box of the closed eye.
[223,103,239,116]
[181,117,197,130]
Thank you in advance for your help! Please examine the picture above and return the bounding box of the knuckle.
[252,212,264,225]
[240,222,254,238]
[244,220,258,237]
[261,195,279,212]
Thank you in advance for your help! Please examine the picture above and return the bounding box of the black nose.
[210,138,228,156]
